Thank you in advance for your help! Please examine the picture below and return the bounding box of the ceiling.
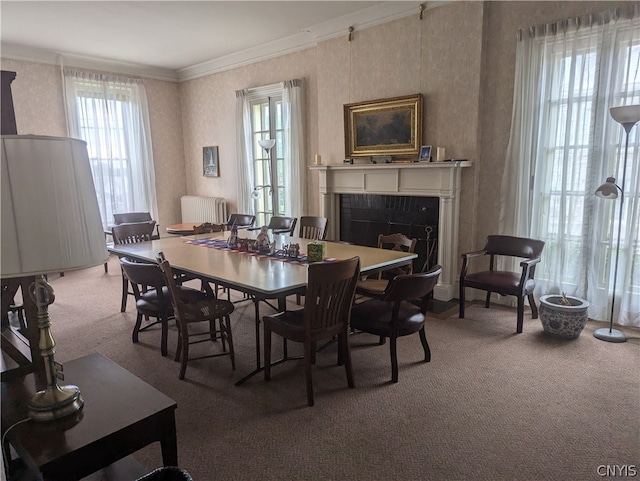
[0,1,424,81]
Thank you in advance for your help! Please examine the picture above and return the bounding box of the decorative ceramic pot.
[539,295,590,339]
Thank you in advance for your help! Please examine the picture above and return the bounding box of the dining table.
[108,231,417,384]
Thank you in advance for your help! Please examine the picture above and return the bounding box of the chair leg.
[223,315,235,370]
[264,324,272,381]
[179,337,189,380]
[341,332,355,389]
[390,334,399,383]
[485,291,492,308]
[516,296,524,334]
[528,294,539,319]
[304,340,314,407]
[120,275,129,312]
[160,315,168,357]
[175,332,182,362]
[419,327,431,362]
[378,335,386,345]
[132,312,143,343]
[459,285,465,318]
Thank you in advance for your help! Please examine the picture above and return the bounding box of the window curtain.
[500,6,640,326]
[282,79,306,222]
[235,88,254,216]
[235,79,306,220]
[62,68,157,229]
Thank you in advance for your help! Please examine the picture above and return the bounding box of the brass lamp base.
[28,384,84,422]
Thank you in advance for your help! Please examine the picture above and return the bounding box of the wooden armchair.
[459,235,545,333]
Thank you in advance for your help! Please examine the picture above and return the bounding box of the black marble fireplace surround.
[339,194,439,273]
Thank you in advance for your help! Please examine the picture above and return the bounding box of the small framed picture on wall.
[203,146,219,177]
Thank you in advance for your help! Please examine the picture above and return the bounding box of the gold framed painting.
[344,94,423,158]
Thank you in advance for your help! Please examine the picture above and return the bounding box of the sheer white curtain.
[282,79,306,221]
[500,6,640,326]
[235,88,255,216]
[63,69,157,229]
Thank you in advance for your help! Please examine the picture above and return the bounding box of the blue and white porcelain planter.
[539,295,590,339]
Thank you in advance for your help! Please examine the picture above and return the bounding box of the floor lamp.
[1,135,109,420]
[593,105,640,343]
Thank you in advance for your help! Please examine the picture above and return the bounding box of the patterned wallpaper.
[2,0,628,260]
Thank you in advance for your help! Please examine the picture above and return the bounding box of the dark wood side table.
[1,353,178,480]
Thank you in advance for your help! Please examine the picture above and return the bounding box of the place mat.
[185,237,337,265]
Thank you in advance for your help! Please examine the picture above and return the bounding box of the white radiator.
[180,196,227,224]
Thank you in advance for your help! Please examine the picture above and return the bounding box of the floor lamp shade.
[1,135,109,277]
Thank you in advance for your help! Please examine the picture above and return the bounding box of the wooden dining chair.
[263,257,361,406]
[225,214,256,230]
[350,265,442,383]
[298,216,328,240]
[192,222,224,234]
[113,212,160,239]
[156,252,236,380]
[356,233,417,297]
[112,221,157,312]
[249,216,297,236]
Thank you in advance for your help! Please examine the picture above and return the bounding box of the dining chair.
[356,233,417,297]
[225,213,256,230]
[459,235,545,333]
[263,256,360,406]
[113,212,160,239]
[156,252,236,380]
[298,216,328,240]
[350,265,442,383]
[112,221,157,312]
[192,222,224,234]
[249,216,297,236]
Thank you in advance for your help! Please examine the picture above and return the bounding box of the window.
[63,69,157,229]
[251,95,284,227]
[235,80,306,227]
[501,8,640,326]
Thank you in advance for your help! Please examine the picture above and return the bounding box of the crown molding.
[1,42,180,82]
[2,1,449,83]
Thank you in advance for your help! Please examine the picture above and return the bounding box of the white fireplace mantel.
[309,161,472,301]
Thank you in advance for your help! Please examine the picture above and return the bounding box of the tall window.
[500,7,640,326]
[236,80,306,226]
[251,95,284,226]
[63,69,157,229]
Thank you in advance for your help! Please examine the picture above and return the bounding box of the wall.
[2,0,631,263]
[0,58,186,230]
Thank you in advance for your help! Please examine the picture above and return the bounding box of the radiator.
[180,196,227,224]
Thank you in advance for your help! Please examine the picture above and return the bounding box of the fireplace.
[339,194,439,274]
[310,161,472,301]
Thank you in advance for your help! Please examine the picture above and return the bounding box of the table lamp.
[1,135,109,421]
[593,104,640,343]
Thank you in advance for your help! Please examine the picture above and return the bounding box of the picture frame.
[203,146,219,177]
[344,94,423,158]
[419,145,432,161]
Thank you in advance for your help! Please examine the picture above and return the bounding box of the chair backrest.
[193,222,224,234]
[377,233,418,276]
[112,221,157,245]
[383,265,442,308]
[226,214,256,229]
[298,216,328,240]
[119,257,169,304]
[484,235,545,259]
[113,212,153,225]
[267,216,297,235]
[303,257,360,338]
[156,252,205,326]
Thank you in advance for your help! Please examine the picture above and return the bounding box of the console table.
[1,353,178,480]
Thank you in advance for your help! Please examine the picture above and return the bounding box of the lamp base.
[593,327,627,343]
[28,384,84,422]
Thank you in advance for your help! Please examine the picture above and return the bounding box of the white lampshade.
[609,105,640,125]
[258,138,276,150]
[1,135,109,277]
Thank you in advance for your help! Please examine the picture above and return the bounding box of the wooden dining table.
[108,232,416,384]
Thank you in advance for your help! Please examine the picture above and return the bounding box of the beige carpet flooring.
[41,255,639,481]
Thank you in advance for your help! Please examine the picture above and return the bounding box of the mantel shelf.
[309,160,472,171]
